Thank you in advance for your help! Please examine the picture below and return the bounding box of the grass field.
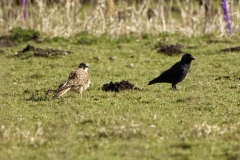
[0,33,240,159]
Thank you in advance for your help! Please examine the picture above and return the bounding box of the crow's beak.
[192,57,195,60]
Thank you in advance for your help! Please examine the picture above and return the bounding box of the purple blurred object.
[221,0,232,34]
[22,0,27,20]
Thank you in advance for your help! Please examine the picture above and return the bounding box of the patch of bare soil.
[0,49,5,54]
[157,43,184,56]
[220,46,240,52]
[102,80,141,92]
[208,40,231,43]
[215,76,231,80]
[0,36,17,47]
[215,76,240,81]
[16,44,72,57]
[24,88,51,101]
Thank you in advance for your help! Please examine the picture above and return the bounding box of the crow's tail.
[148,79,157,85]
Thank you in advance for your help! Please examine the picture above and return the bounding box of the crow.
[148,53,195,90]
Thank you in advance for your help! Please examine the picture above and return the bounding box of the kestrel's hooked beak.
[85,63,90,68]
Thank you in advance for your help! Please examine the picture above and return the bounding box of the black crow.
[148,53,195,90]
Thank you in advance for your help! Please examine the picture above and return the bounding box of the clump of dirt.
[24,88,51,101]
[102,80,141,92]
[220,46,240,52]
[16,44,72,57]
[45,89,57,96]
[157,43,184,56]
[0,50,5,54]
[176,96,197,103]
[215,76,231,81]
[0,36,17,47]
[20,44,35,52]
[208,40,231,43]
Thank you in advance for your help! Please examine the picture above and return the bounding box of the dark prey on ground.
[148,53,195,90]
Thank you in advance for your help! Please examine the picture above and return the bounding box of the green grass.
[0,34,240,160]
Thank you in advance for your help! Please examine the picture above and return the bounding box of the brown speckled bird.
[53,62,90,98]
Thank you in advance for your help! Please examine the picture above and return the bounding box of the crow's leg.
[172,84,178,91]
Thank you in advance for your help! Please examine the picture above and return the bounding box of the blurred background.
[0,0,239,37]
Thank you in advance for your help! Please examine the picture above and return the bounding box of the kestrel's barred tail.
[53,87,71,98]
[53,62,90,98]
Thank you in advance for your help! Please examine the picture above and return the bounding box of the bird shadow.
[26,95,49,102]
[24,88,56,102]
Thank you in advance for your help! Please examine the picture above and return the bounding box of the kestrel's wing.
[55,70,76,91]
[53,70,78,98]
[65,68,89,87]
[68,70,76,79]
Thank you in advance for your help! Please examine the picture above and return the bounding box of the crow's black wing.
[148,62,184,85]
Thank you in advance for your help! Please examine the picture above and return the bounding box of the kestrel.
[148,53,195,91]
[53,62,90,98]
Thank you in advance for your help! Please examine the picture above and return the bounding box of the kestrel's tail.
[53,86,71,98]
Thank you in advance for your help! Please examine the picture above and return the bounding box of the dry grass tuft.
[0,122,45,145]
[186,122,237,138]
[0,0,240,37]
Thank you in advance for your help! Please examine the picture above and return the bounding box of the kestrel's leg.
[172,84,178,91]
[79,86,84,97]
